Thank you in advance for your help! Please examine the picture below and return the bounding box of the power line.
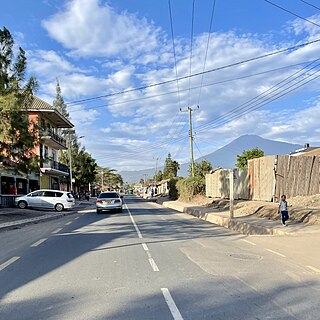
[198,0,216,105]
[195,68,320,135]
[298,0,320,11]
[264,0,320,28]
[65,37,320,106]
[194,58,320,132]
[96,62,320,163]
[86,68,320,164]
[68,61,313,113]
[188,0,196,108]
[168,0,182,107]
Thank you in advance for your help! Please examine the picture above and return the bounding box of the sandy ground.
[179,194,320,225]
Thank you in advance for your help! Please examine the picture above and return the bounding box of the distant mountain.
[120,135,303,183]
[178,134,302,176]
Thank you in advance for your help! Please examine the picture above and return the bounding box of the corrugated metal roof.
[26,95,74,128]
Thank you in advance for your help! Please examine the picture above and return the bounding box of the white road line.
[142,243,149,251]
[266,248,286,258]
[65,221,72,225]
[52,228,63,234]
[31,238,47,247]
[306,265,320,273]
[149,258,160,272]
[141,243,160,271]
[125,202,160,271]
[124,203,143,239]
[0,257,20,271]
[241,239,256,246]
[161,288,184,320]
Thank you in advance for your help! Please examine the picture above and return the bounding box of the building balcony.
[41,160,69,176]
[40,128,67,150]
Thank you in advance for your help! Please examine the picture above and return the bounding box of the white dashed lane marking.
[30,238,47,247]
[52,228,63,234]
[306,265,320,273]
[241,239,256,246]
[0,257,20,271]
[161,288,184,320]
[124,202,160,272]
[266,248,286,258]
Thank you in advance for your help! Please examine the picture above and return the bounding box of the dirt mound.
[190,194,320,225]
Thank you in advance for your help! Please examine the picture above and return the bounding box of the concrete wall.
[248,156,275,202]
[206,169,249,199]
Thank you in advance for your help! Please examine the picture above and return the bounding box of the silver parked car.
[96,192,123,214]
[15,189,75,212]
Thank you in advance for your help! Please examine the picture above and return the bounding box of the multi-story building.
[0,95,74,200]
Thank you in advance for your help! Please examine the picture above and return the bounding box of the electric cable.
[188,0,196,107]
[65,37,320,106]
[68,61,313,113]
[264,0,320,28]
[168,0,182,108]
[198,0,216,105]
[298,0,320,11]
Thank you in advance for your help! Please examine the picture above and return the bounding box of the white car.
[15,189,75,212]
[96,192,123,214]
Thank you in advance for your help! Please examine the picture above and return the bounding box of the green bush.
[176,176,205,201]
[168,177,181,200]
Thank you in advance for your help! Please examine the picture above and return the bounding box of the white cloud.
[34,3,320,171]
[42,0,162,58]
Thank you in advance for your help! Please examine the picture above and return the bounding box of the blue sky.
[2,0,320,172]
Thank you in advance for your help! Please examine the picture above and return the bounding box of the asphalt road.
[0,196,319,320]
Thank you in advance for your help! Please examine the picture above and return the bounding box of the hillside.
[120,135,303,183]
[178,134,302,176]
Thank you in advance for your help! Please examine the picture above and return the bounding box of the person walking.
[278,194,289,226]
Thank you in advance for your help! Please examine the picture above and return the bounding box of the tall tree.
[189,160,213,178]
[236,147,264,169]
[0,26,38,174]
[163,153,180,179]
[96,167,123,190]
[52,79,69,118]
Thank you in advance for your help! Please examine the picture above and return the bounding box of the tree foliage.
[95,167,123,190]
[176,176,206,201]
[0,26,38,174]
[59,138,97,189]
[163,153,180,179]
[52,79,69,118]
[189,160,213,178]
[154,170,163,183]
[236,147,265,169]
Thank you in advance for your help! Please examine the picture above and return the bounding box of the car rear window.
[67,193,74,198]
[99,192,119,199]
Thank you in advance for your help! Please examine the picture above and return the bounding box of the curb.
[0,202,93,232]
[159,201,293,236]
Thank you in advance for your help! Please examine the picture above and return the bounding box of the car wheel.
[55,203,64,212]
[97,209,102,214]
[18,201,27,209]
[118,207,123,213]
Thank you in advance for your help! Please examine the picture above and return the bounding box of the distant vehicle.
[15,189,75,212]
[96,192,123,214]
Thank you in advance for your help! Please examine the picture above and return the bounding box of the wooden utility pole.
[229,169,234,219]
[180,106,199,177]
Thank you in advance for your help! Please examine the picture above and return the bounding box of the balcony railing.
[40,128,67,148]
[42,160,69,174]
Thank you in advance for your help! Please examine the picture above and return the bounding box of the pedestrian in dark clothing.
[278,194,289,226]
